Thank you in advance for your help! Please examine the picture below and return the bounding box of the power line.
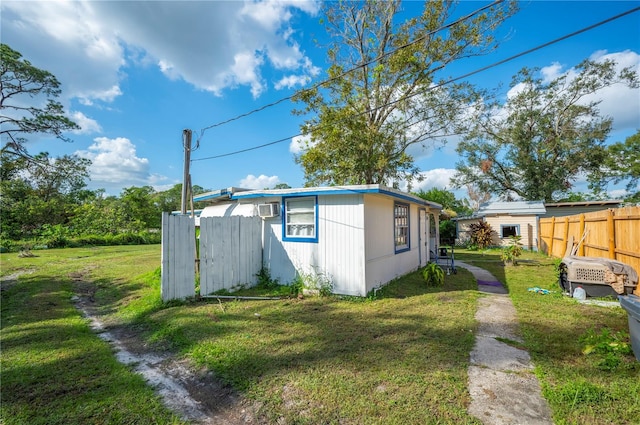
[191,6,640,163]
[196,0,505,140]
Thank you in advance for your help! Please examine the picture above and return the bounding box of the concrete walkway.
[456,261,553,425]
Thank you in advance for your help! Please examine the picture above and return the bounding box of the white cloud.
[76,137,168,189]
[412,168,457,192]
[1,0,321,103]
[70,111,101,134]
[506,50,640,132]
[289,134,314,154]
[587,50,640,132]
[240,174,280,189]
[275,74,311,90]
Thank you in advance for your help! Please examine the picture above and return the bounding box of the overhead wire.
[195,0,505,141]
[191,5,640,163]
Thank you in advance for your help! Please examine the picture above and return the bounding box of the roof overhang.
[194,184,442,210]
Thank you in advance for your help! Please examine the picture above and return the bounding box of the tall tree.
[292,0,516,186]
[452,59,638,201]
[589,130,640,199]
[1,44,79,156]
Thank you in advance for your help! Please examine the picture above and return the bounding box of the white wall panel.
[161,212,196,301]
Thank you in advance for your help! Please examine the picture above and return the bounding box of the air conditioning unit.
[258,203,279,218]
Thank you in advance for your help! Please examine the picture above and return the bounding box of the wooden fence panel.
[199,216,262,295]
[539,206,640,273]
[161,212,196,301]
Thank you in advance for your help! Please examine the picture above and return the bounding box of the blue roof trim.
[193,188,230,202]
[232,186,442,209]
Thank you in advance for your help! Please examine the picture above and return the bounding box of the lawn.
[2,245,638,424]
[456,248,640,425]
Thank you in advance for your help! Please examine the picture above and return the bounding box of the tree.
[0,151,91,239]
[466,184,491,211]
[414,187,471,216]
[153,183,209,213]
[1,44,79,156]
[414,187,471,243]
[452,59,639,201]
[120,186,161,229]
[589,130,640,199]
[292,0,516,186]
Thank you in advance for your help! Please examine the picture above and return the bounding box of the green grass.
[456,248,640,425]
[2,246,481,424]
[4,246,637,424]
[1,246,185,425]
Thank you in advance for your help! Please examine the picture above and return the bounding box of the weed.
[500,235,523,265]
[255,266,279,289]
[580,328,633,371]
[295,268,333,296]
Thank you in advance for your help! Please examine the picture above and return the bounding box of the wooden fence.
[161,212,196,301]
[161,213,263,301]
[199,216,262,295]
[539,206,640,273]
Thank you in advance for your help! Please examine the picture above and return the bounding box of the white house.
[193,185,442,296]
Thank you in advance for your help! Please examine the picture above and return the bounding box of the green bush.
[422,262,445,286]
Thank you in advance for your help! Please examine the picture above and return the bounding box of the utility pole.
[181,129,192,214]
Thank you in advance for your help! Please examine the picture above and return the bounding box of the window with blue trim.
[283,196,317,242]
[501,224,520,238]
[394,202,410,252]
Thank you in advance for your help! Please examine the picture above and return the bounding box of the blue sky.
[2,1,639,200]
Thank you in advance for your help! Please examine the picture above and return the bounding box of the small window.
[283,196,317,242]
[394,202,410,253]
[501,224,520,238]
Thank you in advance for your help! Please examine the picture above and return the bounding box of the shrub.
[422,262,445,286]
[468,221,494,249]
[501,235,523,265]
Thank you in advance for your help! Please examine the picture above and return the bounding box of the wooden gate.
[161,212,196,301]
[161,214,263,301]
[199,216,262,295]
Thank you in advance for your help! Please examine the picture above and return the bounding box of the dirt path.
[73,289,261,424]
[456,261,553,425]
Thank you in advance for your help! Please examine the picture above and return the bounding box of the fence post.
[563,217,569,254]
[548,216,555,256]
[607,209,616,259]
[578,214,585,256]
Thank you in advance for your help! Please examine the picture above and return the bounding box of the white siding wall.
[263,194,366,296]
[484,215,538,250]
[363,195,422,293]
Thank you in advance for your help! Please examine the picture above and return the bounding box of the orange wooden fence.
[539,206,640,273]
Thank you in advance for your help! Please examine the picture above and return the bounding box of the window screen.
[394,203,409,252]
[284,197,316,240]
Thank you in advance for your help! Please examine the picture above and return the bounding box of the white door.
[419,209,429,266]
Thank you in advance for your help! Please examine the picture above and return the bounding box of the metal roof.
[476,200,546,216]
[193,184,442,210]
[544,200,622,208]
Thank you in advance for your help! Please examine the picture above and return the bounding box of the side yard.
[1,245,480,424]
[1,246,638,424]
[456,249,640,424]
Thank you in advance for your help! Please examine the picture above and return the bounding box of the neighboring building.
[193,185,442,296]
[542,200,623,217]
[455,201,546,250]
[454,200,624,251]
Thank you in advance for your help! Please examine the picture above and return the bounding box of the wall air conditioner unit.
[258,202,280,218]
